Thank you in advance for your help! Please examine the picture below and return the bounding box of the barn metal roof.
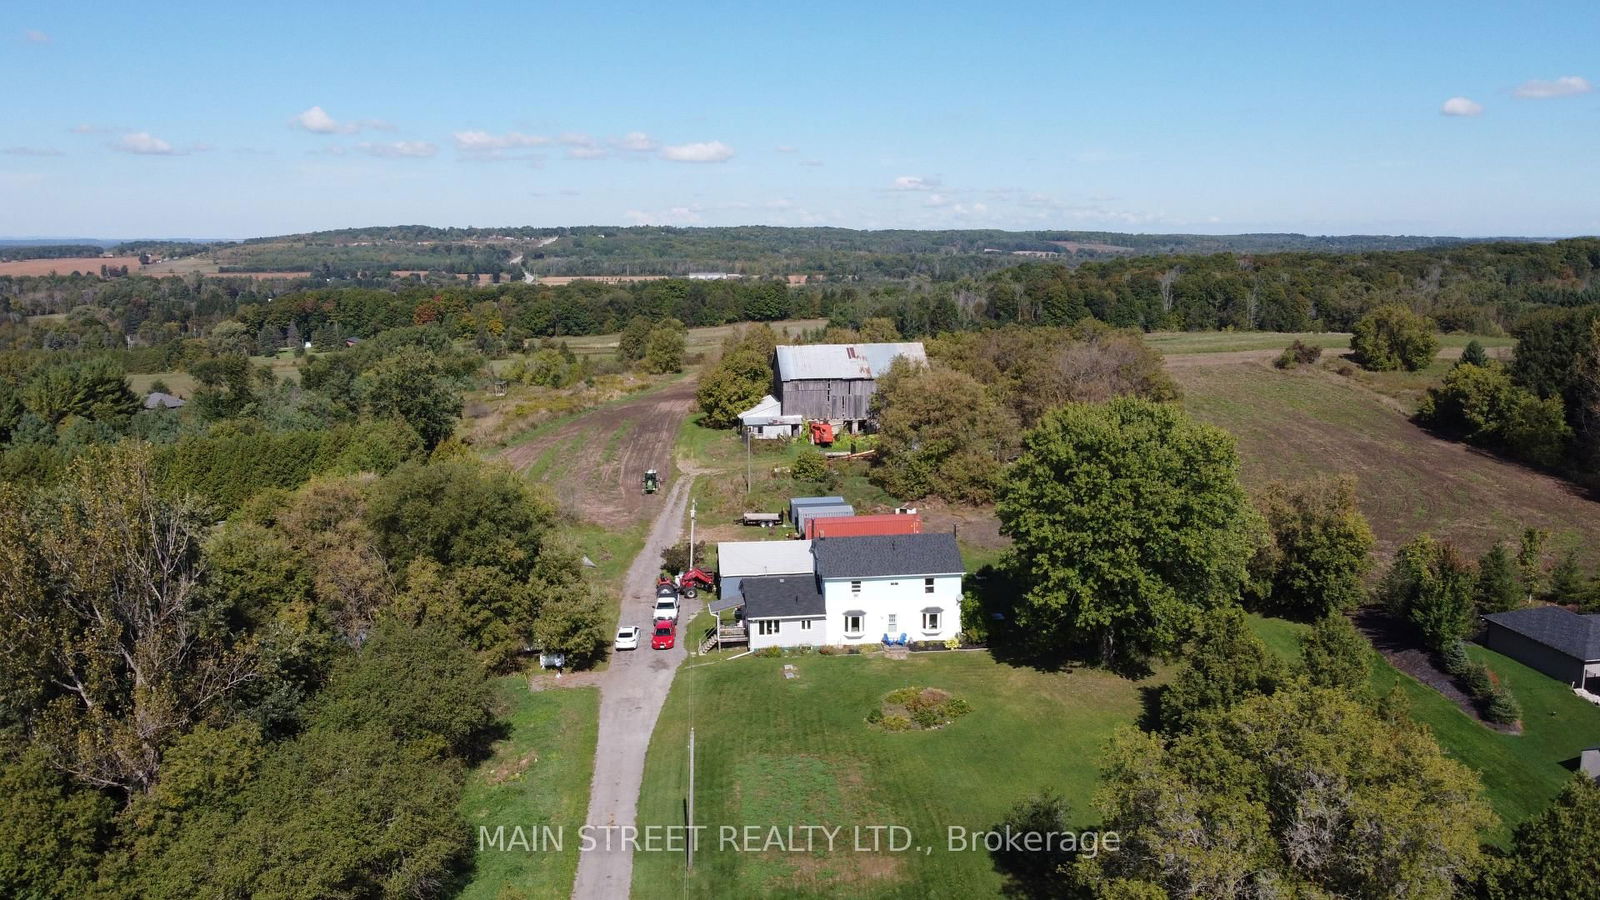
[774,342,927,381]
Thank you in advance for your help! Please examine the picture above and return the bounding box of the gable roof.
[716,540,815,578]
[143,391,185,409]
[1483,606,1600,661]
[741,575,825,619]
[812,532,964,580]
[738,394,781,420]
[774,342,926,381]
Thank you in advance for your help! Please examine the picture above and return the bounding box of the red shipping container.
[806,513,923,540]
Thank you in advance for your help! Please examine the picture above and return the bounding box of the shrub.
[1273,340,1323,369]
[869,686,971,731]
[790,448,829,482]
[1461,662,1494,700]
[1439,640,1471,676]
[1352,305,1438,371]
[1484,688,1522,724]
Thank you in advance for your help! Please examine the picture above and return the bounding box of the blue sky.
[2,0,1597,238]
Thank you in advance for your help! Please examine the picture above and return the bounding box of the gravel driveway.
[571,472,694,898]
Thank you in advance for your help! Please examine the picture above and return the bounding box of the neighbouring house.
[737,394,804,440]
[741,532,964,650]
[773,342,927,431]
[715,539,815,604]
[143,391,185,410]
[1481,606,1600,689]
[805,512,921,540]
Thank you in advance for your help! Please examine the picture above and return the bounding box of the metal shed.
[789,495,845,525]
[794,504,853,534]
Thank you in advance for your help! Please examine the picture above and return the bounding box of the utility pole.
[688,498,697,571]
[686,727,696,872]
[744,428,751,496]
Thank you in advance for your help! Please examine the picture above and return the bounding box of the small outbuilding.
[737,394,803,440]
[1481,606,1600,689]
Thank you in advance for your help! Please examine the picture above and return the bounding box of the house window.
[757,620,780,636]
[844,614,863,636]
[799,619,813,631]
[922,611,941,633]
[924,577,935,594]
[850,580,861,596]
[886,614,897,633]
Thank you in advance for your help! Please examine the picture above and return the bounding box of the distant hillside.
[167,225,1532,282]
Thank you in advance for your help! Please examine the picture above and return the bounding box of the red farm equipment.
[679,567,716,599]
[809,421,835,446]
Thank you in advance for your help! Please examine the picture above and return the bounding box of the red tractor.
[679,567,716,599]
[809,421,835,446]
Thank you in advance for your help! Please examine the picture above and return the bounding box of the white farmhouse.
[741,533,964,650]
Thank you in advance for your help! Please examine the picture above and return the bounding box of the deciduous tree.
[997,398,1256,665]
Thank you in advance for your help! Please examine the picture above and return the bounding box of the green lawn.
[631,651,1156,898]
[456,676,599,900]
[1247,615,1600,842]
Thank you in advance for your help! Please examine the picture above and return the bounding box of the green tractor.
[643,468,660,494]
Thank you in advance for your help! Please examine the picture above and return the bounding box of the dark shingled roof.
[1483,606,1600,661]
[812,532,964,580]
[741,575,824,620]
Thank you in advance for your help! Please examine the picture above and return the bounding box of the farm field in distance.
[1170,351,1600,561]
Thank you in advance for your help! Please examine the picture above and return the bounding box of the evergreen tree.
[1475,544,1522,613]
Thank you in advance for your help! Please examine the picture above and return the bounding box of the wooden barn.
[772,342,926,431]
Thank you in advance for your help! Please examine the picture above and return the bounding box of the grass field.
[456,677,599,900]
[631,651,1157,899]
[1173,362,1600,561]
[1247,616,1600,843]
[1149,330,1515,356]
[561,318,826,363]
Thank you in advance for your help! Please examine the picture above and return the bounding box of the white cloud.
[69,123,118,134]
[659,140,734,163]
[357,140,437,158]
[111,132,179,155]
[453,130,550,160]
[558,132,595,147]
[292,106,352,134]
[24,29,49,43]
[615,131,657,152]
[1513,75,1592,99]
[891,175,939,190]
[290,106,392,135]
[3,146,64,157]
[625,206,705,225]
[774,145,797,153]
[566,146,610,160]
[1440,96,1484,117]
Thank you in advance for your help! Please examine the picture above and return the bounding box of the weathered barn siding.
[777,378,878,422]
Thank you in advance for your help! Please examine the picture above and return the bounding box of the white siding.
[820,574,961,644]
[748,616,824,650]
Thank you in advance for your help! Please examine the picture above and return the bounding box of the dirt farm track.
[496,378,696,528]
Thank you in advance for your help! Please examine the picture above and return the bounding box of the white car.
[615,625,641,651]
[652,596,680,623]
